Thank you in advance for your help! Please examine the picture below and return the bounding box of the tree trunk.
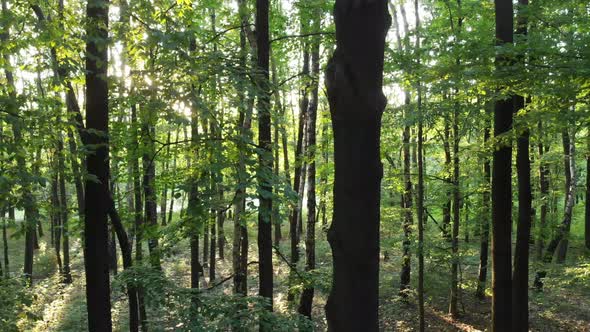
[142,114,161,270]
[84,0,113,329]
[449,99,461,318]
[2,0,38,287]
[256,0,274,317]
[414,1,425,329]
[2,207,9,277]
[491,1,514,330]
[233,1,251,296]
[188,63,203,311]
[513,97,532,332]
[289,13,310,303]
[324,1,390,330]
[476,111,491,299]
[545,128,576,263]
[586,134,590,250]
[52,169,64,275]
[443,117,452,238]
[298,10,321,317]
[512,4,531,330]
[160,131,171,226]
[536,122,550,259]
[131,104,143,264]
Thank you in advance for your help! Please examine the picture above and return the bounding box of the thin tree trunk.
[513,97,531,331]
[289,13,310,302]
[449,96,461,317]
[324,1,390,330]
[233,0,250,296]
[142,112,161,270]
[586,133,590,250]
[545,128,576,263]
[298,10,320,316]
[536,122,550,259]
[2,207,9,277]
[160,131,171,226]
[52,169,63,275]
[2,0,37,287]
[476,110,491,299]
[415,1,425,329]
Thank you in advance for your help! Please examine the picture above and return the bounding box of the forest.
[0,0,589,331]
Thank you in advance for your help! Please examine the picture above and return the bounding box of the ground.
[3,207,590,331]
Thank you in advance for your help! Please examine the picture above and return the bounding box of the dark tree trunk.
[513,97,531,332]
[298,11,321,317]
[512,4,530,330]
[256,0,274,316]
[324,1,390,331]
[476,111,491,299]
[233,3,250,296]
[84,0,113,329]
[491,1,514,330]
[188,34,203,310]
[106,195,140,332]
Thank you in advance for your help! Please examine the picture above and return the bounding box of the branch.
[270,31,335,44]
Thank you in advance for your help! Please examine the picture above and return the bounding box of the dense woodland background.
[0,0,589,331]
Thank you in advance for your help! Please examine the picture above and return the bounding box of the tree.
[256,0,274,317]
[83,0,113,330]
[324,1,390,330]
[491,0,514,330]
[512,1,531,330]
[298,6,321,317]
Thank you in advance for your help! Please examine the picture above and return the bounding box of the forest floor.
[5,208,590,331]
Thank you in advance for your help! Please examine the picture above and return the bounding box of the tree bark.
[492,1,514,330]
[84,0,113,329]
[298,9,321,317]
[449,99,461,317]
[536,122,550,259]
[512,3,531,330]
[476,110,491,299]
[545,128,576,263]
[288,13,310,302]
[256,0,274,318]
[2,207,9,277]
[324,1,390,330]
[586,134,590,250]
[414,1,425,329]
